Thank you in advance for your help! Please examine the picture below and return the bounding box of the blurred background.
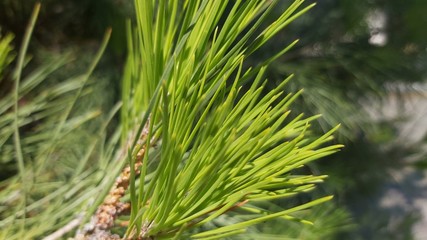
[1,0,427,239]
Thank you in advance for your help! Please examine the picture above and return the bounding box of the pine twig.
[76,121,152,239]
[42,214,84,240]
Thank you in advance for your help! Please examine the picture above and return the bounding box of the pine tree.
[0,1,343,239]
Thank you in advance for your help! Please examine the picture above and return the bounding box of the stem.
[13,2,41,236]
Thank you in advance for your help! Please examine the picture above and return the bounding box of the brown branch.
[43,214,84,240]
[75,119,152,239]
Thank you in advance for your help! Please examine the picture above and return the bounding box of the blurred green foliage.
[263,0,427,139]
[253,0,427,238]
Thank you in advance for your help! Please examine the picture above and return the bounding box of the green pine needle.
[122,0,343,239]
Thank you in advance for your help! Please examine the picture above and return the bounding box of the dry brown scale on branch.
[75,120,151,239]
